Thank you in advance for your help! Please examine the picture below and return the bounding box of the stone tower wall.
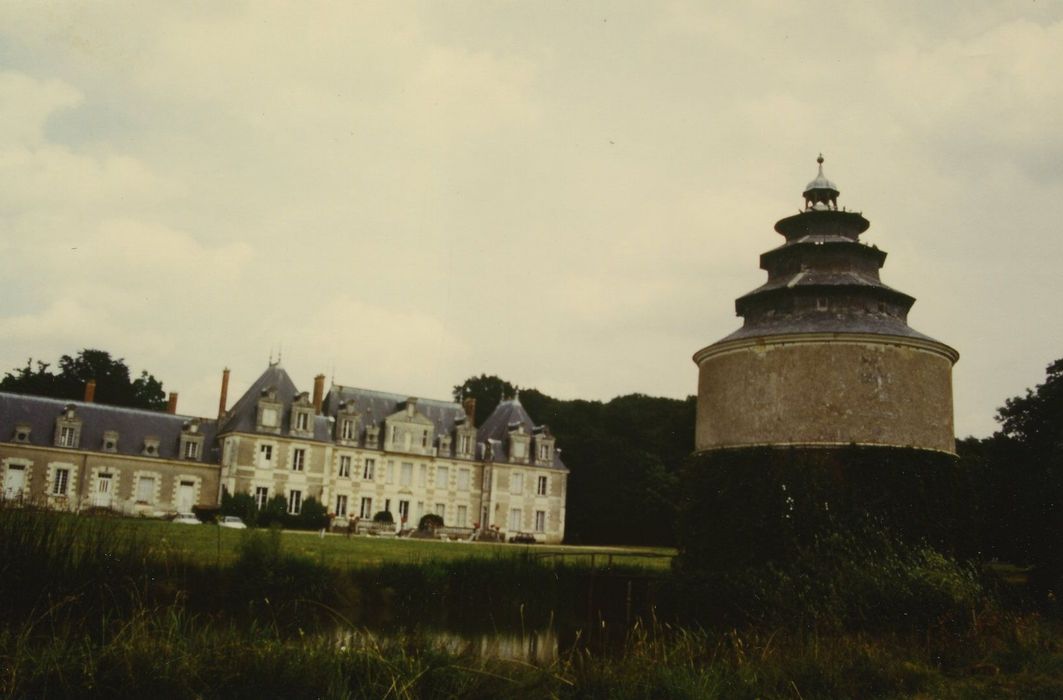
[694,334,958,454]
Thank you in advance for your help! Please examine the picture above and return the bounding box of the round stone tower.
[693,156,959,455]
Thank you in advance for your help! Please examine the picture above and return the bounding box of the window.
[421,430,428,447]
[338,455,352,478]
[513,442,526,459]
[261,408,278,427]
[260,444,273,462]
[418,464,427,488]
[816,297,829,311]
[435,466,449,489]
[292,448,306,471]
[360,497,373,518]
[457,505,468,527]
[52,468,70,496]
[288,490,302,514]
[184,440,199,459]
[398,500,410,524]
[511,473,523,495]
[416,501,424,522]
[59,426,77,448]
[386,461,395,484]
[400,462,413,487]
[459,435,470,453]
[341,419,354,440]
[295,412,308,430]
[384,498,391,515]
[537,476,548,496]
[457,468,470,491]
[255,487,269,509]
[509,508,522,531]
[363,458,375,480]
[335,494,348,518]
[136,476,155,503]
[535,510,546,533]
[435,503,446,521]
[539,443,549,461]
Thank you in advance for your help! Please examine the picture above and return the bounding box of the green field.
[113,517,676,570]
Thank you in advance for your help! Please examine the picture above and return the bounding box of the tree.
[452,374,517,427]
[0,349,167,410]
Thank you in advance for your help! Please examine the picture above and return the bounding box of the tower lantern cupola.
[802,154,840,210]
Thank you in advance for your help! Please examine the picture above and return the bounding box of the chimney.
[84,379,96,403]
[167,392,179,414]
[313,374,325,414]
[463,398,476,426]
[218,368,230,419]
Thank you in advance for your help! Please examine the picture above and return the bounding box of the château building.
[693,156,959,454]
[0,363,569,543]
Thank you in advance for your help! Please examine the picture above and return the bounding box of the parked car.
[218,516,247,530]
[172,513,201,525]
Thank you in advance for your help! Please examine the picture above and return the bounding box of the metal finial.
[817,153,824,165]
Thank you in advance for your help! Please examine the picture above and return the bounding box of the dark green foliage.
[959,357,1063,604]
[0,348,167,410]
[675,446,962,575]
[257,495,288,528]
[373,509,394,523]
[220,488,258,524]
[452,373,517,426]
[293,496,329,530]
[419,513,444,530]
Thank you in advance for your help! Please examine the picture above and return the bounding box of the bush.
[372,510,394,524]
[290,497,329,531]
[418,513,444,531]
[257,495,288,528]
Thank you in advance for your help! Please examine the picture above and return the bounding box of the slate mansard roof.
[476,397,567,471]
[218,363,333,442]
[322,385,468,438]
[0,392,219,462]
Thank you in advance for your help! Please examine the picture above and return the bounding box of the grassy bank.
[1,505,1062,698]
[102,516,675,570]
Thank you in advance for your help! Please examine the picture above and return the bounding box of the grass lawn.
[112,517,676,570]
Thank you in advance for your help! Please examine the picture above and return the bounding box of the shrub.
[418,513,444,531]
[373,510,394,524]
[291,497,329,530]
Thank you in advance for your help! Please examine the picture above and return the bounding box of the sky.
[0,2,1060,438]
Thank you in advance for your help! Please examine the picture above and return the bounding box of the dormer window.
[142,437,160,457]
[179,420,204,462]
[12,422,31,443]
[341,419,355,440]
[102,430,118,453]
[54,405,82,449]
[261,408,279,427]
[296,412,308,431]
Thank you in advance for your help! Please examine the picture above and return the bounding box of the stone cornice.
[693,331,960,366]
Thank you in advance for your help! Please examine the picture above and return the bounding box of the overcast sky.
[1,2,1060,438]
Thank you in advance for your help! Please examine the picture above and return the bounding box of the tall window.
[58,426,77,448]
[457,505,468,527]
[288,490,302,514]
[338,455,352,478]
[509,508,522,531]
[537,476,548,496]
[398,500,410,524]
[510,473,523,495]
[418,464,427,488]
[539,443,549,461]
[421,430,428,447]
[400,462,413,487]
[363,458,375,480]
[260,444,273,463]
[435,503,446,521]
[386,461,395,485]
[335,494,348,518]
[296,412,309,430]
[184,441,199,459]
[341,419,355,440]
[254,487,269,509]
[136,475,155,503]
[435,466,449,489]
[52,468,70,496]
[457,468,470,491]
[360,497,373,518]
[292,448,306,471]
[459,435,469,453]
